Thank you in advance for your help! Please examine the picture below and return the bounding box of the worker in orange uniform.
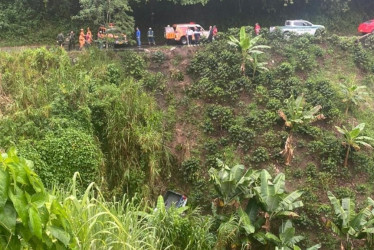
[79,29,85,50]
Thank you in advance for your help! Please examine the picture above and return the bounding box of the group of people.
[79,28,93,50]
[186,26,202,46]
[57,22,259,50]
[135,27,156,47]
[56,27,93,51]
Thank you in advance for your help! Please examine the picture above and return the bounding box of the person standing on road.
[187,28,194,46]
[68,31,75,51]
[136,27,141,47]
[147,27,155,45]
[255,23,261,36]
[86,27,93,45]
[212,25,218,40]
[207,26,213,42]
[79,29,85,50]
[57,32,64,47]
[194,26,201,45]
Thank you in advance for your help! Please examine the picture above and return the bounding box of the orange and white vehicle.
[164,23,209,45]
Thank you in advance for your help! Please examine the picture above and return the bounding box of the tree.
[339,77,368,115]
[74,0,135,35]
[327,191,374,249]
[335,123,374,167]
[278,95,324,165]
[228,26,270,76]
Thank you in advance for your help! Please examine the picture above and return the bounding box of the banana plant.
[339,76,368,115]
[335,123,374,167]
[254,220,321,250]
[209,159,260,207]
[250,170,303,232]
[228,26,270,76]
[327,191,374,249]
[278,94,324,165]
[250,53,269,79]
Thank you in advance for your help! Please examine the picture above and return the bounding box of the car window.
[303,22,312,26]
[294,22,303,26]
[286,21,291,25]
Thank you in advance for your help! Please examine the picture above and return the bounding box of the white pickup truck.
[270,20,325,36]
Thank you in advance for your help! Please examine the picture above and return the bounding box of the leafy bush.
[228,124,256,151]
[37,128,102,188]
[251,146,269,163]
[254,85,269,104]
[181,157,201,182]
[106,63,121,85]
[206,104,234,131]
[275,62,295,79]
[305,79,341,119]
[296,50,315,71]
[141,72,166,91]
[150,51,166,66]
[121,51,146,79]
[353,43,370,70]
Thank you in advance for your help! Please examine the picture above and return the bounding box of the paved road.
[0,44,182,53]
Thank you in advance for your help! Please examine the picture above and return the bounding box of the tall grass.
[54,173,162,249]
[53,173,214,249]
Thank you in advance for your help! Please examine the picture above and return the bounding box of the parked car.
[270,20,325,37]
[358,20,374,34]
[164,23,209,45]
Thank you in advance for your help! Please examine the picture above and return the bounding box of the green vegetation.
[2,24,374,249]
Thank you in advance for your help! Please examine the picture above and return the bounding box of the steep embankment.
[142,33,374,248]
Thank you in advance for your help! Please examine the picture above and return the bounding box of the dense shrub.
[305,79,341,119]
[37,128,102,188]
[182,157,201,182]
[141,72,166,91]
[353,43,370,71]
[251,146,270,163]
[228,124,256,151]
[121,51,146,79]
[150,51,166,65]
[205,104,234,131]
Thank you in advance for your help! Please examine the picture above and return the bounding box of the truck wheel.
[315,29,324,38]
[180,36,187,45]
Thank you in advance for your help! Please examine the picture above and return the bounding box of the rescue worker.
[187,27,194,46]
[255,23,261,36]
[79,29,85,50]
[57,32,64,47]
[147,27,155,45]
[86,27,93,45]
[68,31,75,51]
[194,26,201,45]
[136,27,141,47]
[207,26,213,42]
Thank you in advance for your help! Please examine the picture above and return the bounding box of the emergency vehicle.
[164,23,209,45]
[97,23,128,48]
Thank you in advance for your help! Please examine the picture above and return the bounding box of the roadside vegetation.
[1,26,374,249]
